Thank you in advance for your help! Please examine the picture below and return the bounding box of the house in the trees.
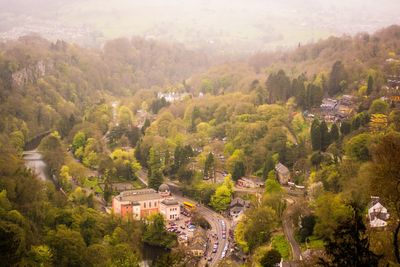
[320,98,338,113]
[112,184,180,221]
[237,177,264,188]
[229,197,250,218]
[189,228,208,257]
[368,196,390,228]
[275,162,290,185]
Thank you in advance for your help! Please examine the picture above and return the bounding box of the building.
[112,184,180,221]
[237,177,264,188]
[160,199,180,221]
[158,183,171,197]
[275,162,290,185]
[230,197,250,218]
[340,95,354,106]
[320,98,338,112]
[368,196,390,228]
[189,228,208,257]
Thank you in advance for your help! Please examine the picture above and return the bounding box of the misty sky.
[0,0,399,53]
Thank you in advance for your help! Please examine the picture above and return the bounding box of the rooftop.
[275,162,289,175]
[116,189,161,203]
[161,199,179,206]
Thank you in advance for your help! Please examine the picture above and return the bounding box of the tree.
[142,214,176,248]
[319,205,381,267]
[262,155,275,179]
[311,119,321,151]
[329,124,339,143]
[204,152,215,180]
[320,121,330,151]
[141,118,150,134]
[59,165,72,192]
[266,70,291,103]
[111,149,141,180]
[260,249,281,267]
[265,176,282,194]
[232,161,245,181]
[109,243,140,267]
[210,185,232,212]
[367,132,400,263]
[367,75,374,95]
[314,193,352,239]
[0,219,28,265]
[46,225,87,267]
[340,120,351,136]
[118,106,134,128]
[328,61,347,96]
[345,133,371,161]
[9,131,25,153]
[241,206,277,251]
[39,132,65,175]
[147,148,163,190]
[28,245,53,267]
[299,215,316,242]
[72,131,87,154]
[369,99,389,114]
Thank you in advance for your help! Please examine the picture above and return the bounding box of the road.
[282,198,302,261]
[173,193,231,267]
[139,172,230,267]
[281,188,305,264]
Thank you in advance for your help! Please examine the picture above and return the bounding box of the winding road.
[137,169,231,267]
[282,197,302,261]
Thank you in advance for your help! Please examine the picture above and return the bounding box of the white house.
[368,197,390,228]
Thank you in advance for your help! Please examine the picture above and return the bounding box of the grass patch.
[271,234,290,260]
[300,235,325,251]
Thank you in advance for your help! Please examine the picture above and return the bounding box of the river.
[22,150,49,181]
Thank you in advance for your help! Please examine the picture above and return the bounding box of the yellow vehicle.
[183,201,196,212]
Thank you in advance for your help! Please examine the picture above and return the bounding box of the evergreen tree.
[329,124,340,143]
[232,161,245,181]
[328,61,347,96]
[311,119,322,151]
[367,75,374,95]
[141,118,150,134]
[340,120,351,136]
[148,148,163,190]
[262,155,275,179]
[204,152,215,180]
[320,121,330,151]
[260,249,282,267]
[266,70,291,103]
[319,205,381,267]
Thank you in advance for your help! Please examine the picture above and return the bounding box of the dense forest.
[1,25,400,266]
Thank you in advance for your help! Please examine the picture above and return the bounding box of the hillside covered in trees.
[0,25,400,267]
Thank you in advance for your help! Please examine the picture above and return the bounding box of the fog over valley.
[1,0,399,54]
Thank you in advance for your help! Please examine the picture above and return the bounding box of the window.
[144,202,146,208]
[155,201,157,207]
[149,201,151,208]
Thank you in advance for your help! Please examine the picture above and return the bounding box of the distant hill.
[188,25,400,94]
[0,35,210,138]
